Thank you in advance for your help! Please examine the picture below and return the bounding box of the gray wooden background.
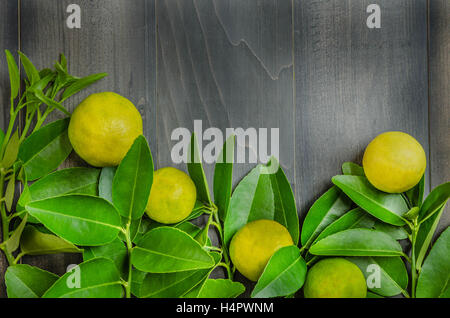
[0,0,448,297]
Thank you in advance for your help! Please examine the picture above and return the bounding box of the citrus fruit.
[68,92,143,167]
[229,220,293,281]
[304,258,367,298]
[145,167,197,224]
[363,131,426,193]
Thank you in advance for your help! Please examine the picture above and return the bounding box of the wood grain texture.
[294,0,429,218]
[0,0,18,297]
[9,0,156,295]
[429,0,450,234]
[156,0,294,187]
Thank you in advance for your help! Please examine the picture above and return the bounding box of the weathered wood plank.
[17,0,156,286]
[0,0,18,297]
[294,0,429,219]
[429,0,450,233]
[156,0,294,187]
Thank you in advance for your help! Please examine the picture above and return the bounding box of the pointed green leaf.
[61,73,108,101]
[418,182,450,223]
[342,162,365,176]
[188,133,212,205]
[16,167,100,223]
[18,118,73,181]
[372,221,408,240]
[214,135,234,221]
[252,246,306,298]
[314,207,375,243]
[310,229,404,257]
[99,167,116,203]
[31,89,70,115]
[112,135,153,220]
[332,175,408,226]
[3,215,28,253]
[20,226,81,256]
[415,204,446,270]
[405,175,425,208]
[224,164,274,246]
[301,186,352,248]
[131,227,215,273]
[18,51,40,84]
[416,227,450,298]
[1,130,19,169]
[198,279,245,298]
[6,265,58,298]
[141,252,221,298]
[43,258,123,298]
[5,172,15,211]
[269,157,299,245]
[26,194,121,246]
[348,256,408,297]
[83,238,127,279]
[5,50,20,99]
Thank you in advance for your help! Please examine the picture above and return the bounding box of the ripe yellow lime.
[146,167,197,224]
[229,220,293,282]
[363,131,426,193]
[304,258,367,298]
[68,92,143,167]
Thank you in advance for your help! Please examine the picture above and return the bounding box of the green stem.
[124,220,133,298]
[211,209,233,279]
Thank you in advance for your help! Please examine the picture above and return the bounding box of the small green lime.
[304,258,367,298]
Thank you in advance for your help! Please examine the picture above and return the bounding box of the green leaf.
[300,186,352,248]
[269,157,299,245]
[5,172,15,211]
[416,227,450,298]
[309,228,405,257]
[61,73,108,101]
[224,165,274,246]
[99,167,116,203]
[405,175,425,208]
[131,227,215,273]
[213,135,234,221]
[313,207,375,243]
[252,246,307,298]
[1,130,20,169]
[342,162,365,176]
[31,89,70,115]
[415,204,446,270]
[43,258,123,298]
[20,226,81,256]
[18,51,40,84]
[18,118,73,181]
[348,256,408,297]
[130,268,147,297]
[5,265,58,298]
[17,167,100,223]
[332,175,409,226]
[198,279,245,298]
[3,215,28,253]
[112,135,153,220]
[83,238,127,279]
[418,182,450,223]
[188,133,212,205]
[140,252,221,298]
[5,50,20,99]
[372,221,408,240]
[25,194,121,246]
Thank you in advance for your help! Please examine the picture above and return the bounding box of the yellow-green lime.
[229,220,293,282]
[363,131,426,193]
[68,92,143,167]
[304,258,367,298]
[145,167,197,224]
